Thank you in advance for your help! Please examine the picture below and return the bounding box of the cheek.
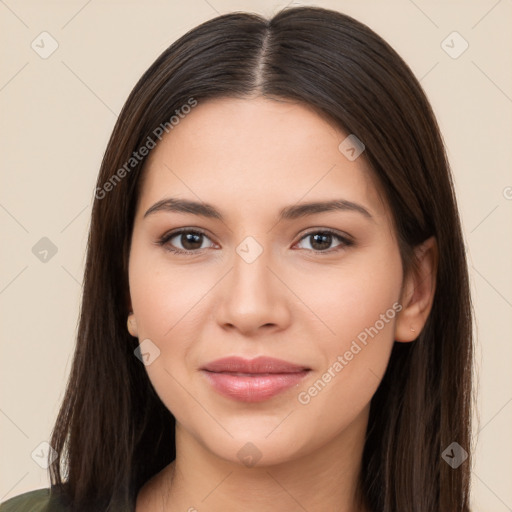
[128,246,207,420]
[293,245,402,346]
[128,242,218,394]
[292,248,402,412]
[128,243,210,341]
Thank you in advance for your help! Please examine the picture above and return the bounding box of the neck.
[138,405,370,512]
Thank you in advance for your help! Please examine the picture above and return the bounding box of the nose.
[214,243,292,336]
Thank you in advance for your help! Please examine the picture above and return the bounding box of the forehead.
[137,96,390,224]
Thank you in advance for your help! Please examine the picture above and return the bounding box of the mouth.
[200,356,311,402]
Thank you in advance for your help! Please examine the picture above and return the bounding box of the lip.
[200,356,311,402]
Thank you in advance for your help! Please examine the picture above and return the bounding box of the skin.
[128,96,437,512]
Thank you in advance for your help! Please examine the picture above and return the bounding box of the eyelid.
[157,227,354,255]
[295,227,353,243]
[157,227,216,254]
[293,228,354,253]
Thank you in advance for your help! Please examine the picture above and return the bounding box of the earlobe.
[394,236,438,342]
[127,313,138,337]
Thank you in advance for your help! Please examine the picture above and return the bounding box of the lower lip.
[201,370,310,402]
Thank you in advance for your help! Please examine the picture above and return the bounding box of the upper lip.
[201,356,310,374]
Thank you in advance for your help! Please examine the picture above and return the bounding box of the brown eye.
[295,230,353,253]
[158,229,215,254]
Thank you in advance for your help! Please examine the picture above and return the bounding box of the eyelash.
[156,228,354,256]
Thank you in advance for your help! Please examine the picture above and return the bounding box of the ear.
[127,312,138,338]
[394,236,438,342]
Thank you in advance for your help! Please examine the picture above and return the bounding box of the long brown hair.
[48,6,473,511]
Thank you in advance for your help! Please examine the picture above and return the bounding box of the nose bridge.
[233,239,273,297]
[215,235,290,334]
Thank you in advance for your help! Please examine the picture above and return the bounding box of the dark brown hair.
[48,6,473,511]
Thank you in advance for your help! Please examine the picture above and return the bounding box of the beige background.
[1,0,511,509]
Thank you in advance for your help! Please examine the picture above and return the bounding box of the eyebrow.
[143,197,373,221]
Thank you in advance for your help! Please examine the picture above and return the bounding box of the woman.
[0,5,473,511]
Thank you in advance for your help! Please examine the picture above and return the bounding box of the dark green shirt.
[0,488,68,512]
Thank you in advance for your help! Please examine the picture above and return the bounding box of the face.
[128,96,405,466]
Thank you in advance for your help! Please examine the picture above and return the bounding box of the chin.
[196,427,314,468]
